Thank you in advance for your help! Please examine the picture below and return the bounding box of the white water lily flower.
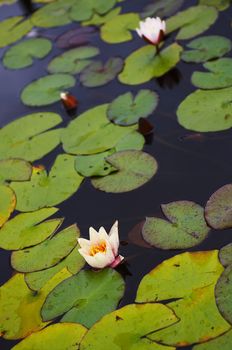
[136,17,166,45]
[78,221,124,269]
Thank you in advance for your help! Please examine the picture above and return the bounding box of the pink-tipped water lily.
[136,17,166,46]
[78,221,124,269]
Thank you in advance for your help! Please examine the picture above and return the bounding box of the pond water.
[0,0,232,349]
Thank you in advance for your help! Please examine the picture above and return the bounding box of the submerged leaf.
[107,90,158,126]
[80,57,123,87]
[0,159,32,184]
[191,58,232,89]
[12,323,87,350]
[0,112,62,161]
[56,26,97,49]
[11,154,83,212]
[79,303,178,350]
[0,185,16,228]
[215,265,232,325]
[3,38,52,69]
[0,16,33,48]
[41,269,125,328]
[181,35,231,63]
[92,150,158,193]
[142,0,184,18]
[199,0,230,11]
[142,201,210,249]
[11,225,78,273]
[205,184,232,229]
[47,46,99,74]
[119,43,182,85]
[177,87,232,132]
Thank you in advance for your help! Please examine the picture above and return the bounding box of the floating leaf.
[115,131,145,151]
[100,13,140,43]
[141,0,184,18]
[70,0,117,22]
[41,269,125,328]
[56,26,97,49]
[11,224,78,273]
[0,16,33,48]
[61,104,136,155]
[191,58,232,89]
[193,328,232,350]
[181,36,231,63]
[142,201,210,249]
[21,74,76,106]
[0,0,16,5]
[0,207,62,250]
[177,87,232,132]
[0,159,32,184]
[0,269,71,339]
[75,151,116,177]
[107,90,158,126]
[215,265,232,325]
[166,5,218,40]
[136,251,230,346]
[47,46,99,74]
[199,0,230,11]
[92,150,158,193]
[25,246,85,291]
[219,243,232,267]
[119,43,182,85]
[0,185,16,228]
[3,38,52,70]
[205,184,232,229]
[79,303,178,350]
[82,7,121,26]
[80,57,123,87]
[12,323,87,350]
[0,112,62,161]
[11,154,83,212]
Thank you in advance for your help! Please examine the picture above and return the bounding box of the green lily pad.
[3,38,52,70]
[107,90,158,126]
[11,154,84,212]
[141,0,184,18]
[47,46,99,74]
[142,201,210,250]
[0,112,62,162]
[166,5,218,40]
[177,87,232,132]
[193,328,232,350]
[31,0,76,28]
[0,207,62,250]
[119,43,183,85]
[0,0,16,5]
[181,36,231,63]
[70,0,117,22]
[0,16,33,48]
[12,323,87,350]
[25,246,85,291]
[115,131,145,151]
[91,150,158,193]
[100,13,140,43]
[191,58,232,89]
[82,7,121,26]
[61,104,136,155]
[41,269,125,328]
[21,74,76,106]
[0,269,71,340]
[219,243,232,267]
[79,303,178,350]
[199,0,230,10]
[0,159,32,184]
[0,185,16,228]
[205,184,232,229]
[75,150,116,177]
[215,265,232,325]
[136,251,230,346]
[80,57,123,87]
[11,224,78,273]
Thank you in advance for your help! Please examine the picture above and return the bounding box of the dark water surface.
[0,0,232,349]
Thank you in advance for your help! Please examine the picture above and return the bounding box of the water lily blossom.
[60,91,78,110]
[136,17,166,46]
[78,221,124,269]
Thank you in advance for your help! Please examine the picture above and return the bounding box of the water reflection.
[19,0,35,16]
[157,68,182,89]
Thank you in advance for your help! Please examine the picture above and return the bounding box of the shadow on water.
[18,0,35,16]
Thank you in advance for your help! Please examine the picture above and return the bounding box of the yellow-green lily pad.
[193,328,232,350]
[0,185,16,228]
[0,159,32,184]
[70,0,117,22]
[0,16,33,48]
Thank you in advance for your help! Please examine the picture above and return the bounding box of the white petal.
[83,250,114,269]
[99,226,110,242]
[136,28,142,37]
[78,238,92,253]
[89,227,100,244]
[109,220,119,255]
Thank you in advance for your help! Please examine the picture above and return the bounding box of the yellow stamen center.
[90,241,107,256]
